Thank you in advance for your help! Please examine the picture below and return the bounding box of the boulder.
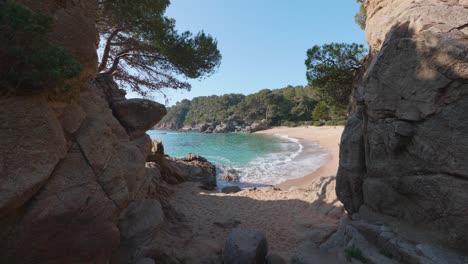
[309,176,344,220]
[222,186,242,194]
[0,95,67,218]
[132,134,153,160]
[220,174,240,182]
[152,152,217,188]
[242,121,269,133]
[214,122,235,133]
[112,200,165,264]
[118,200,164,240]
[113,99,167,138]
[94,73,127,104]
[223,229,268,264]
[218,165,240,182]
[0,146,120,264]
[337,0,468,253]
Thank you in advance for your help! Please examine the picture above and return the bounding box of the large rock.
[337,0,468,253]
[222,186,242,194]
[153,152,217,189]
[112,200,165,264]
[0,1,187,263]
[113,99,167,138]
[223,229,268,264]
[0,146,120,263]
[0,95,67,218]
[309,176,344,220]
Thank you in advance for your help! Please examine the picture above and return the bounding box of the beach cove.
[148,126,343,188]
[164,126,345,260]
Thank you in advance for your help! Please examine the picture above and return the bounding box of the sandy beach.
[256,126,344,189]
[167,126,345,261]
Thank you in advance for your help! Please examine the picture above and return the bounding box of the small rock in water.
[222,186,242,194]
[223,228,268,264]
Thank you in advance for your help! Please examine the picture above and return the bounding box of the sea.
[147,130,329,188]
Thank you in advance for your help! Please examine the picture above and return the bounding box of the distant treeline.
[158,85,348,130]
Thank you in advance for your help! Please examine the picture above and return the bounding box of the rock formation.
[336,0,468,261]
[223,228,269,264]
[0,1,215,263]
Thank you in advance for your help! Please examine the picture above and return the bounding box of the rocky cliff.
[336,0,468,262]
[0,1,216,263]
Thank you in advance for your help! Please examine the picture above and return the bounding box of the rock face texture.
[0,1,207,263]
[223,228,269,264]
[336,0,468,257]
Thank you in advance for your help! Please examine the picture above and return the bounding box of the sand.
[167,126,344,260]
[256,126,344,189]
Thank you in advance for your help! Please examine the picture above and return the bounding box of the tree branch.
[98,27,124,72]
[106,49,133,74]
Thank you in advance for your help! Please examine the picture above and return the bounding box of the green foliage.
[159,85,347,129]
[312,121,323,126]
[325,120,347,126]
[0,0,81,94]
[345,245,368,263]
[355,0,367,30]
[162,99,192,128]
[97,0,221,96]
[305,42,366,110]
[183,94,245,126]
[311,101,330,121]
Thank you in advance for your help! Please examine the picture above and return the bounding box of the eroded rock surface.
[336,0,468,259]
[0,2,193,263]
[223,228,269,264]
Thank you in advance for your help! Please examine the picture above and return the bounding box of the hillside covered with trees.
[157,41,366,133]
[155,85,347,132]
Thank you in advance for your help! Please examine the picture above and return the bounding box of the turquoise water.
[147,130,329,186]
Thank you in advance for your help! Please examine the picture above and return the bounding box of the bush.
[0,1,81,95]
[324,120,347,126]
[312,121,323,126]
[301,121,314,126]
[335,120,347,126]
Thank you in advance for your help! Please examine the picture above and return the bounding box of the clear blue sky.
[138,0,366,105]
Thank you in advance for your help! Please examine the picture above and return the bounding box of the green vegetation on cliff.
[0,0,81,95]
[158,85,346,129]
[159,42,366,130]
[183,94,245,126]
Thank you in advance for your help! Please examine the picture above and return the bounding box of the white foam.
[221,135,329,186]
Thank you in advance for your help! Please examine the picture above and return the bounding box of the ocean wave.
[219,137,329,186]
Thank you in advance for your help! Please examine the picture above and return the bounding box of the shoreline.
[255,126,344,189]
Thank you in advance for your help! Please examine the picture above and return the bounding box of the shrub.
[335,120,347,126]
[0,0,81,95]
[312,121,323,126]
